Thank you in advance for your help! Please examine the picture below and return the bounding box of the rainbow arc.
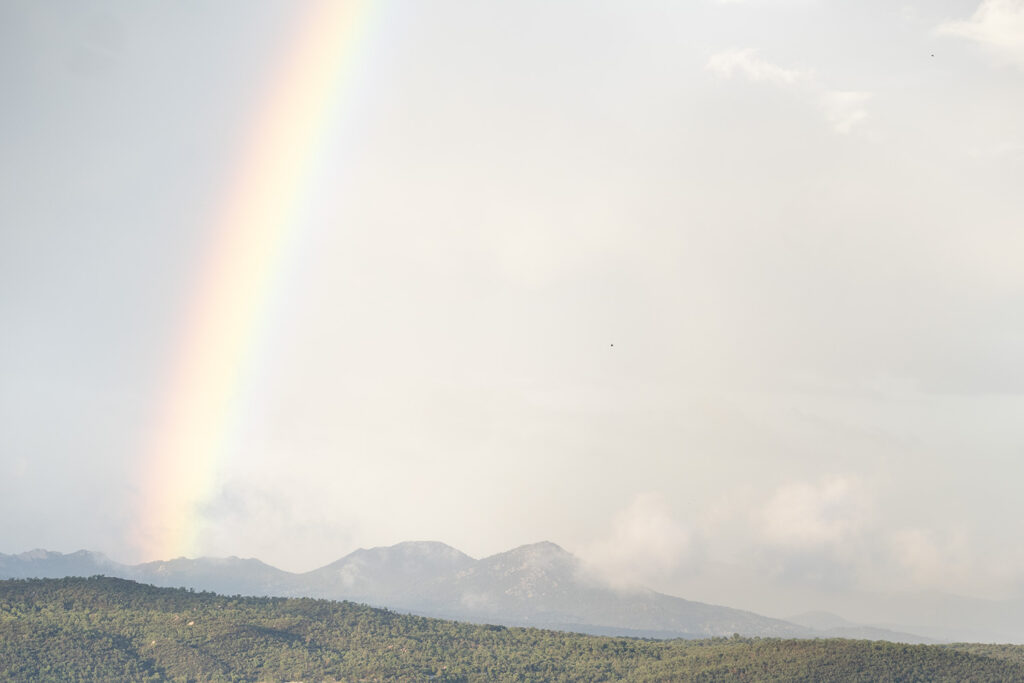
[138,0,378,561]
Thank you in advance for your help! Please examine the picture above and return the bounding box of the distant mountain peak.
[491,541,573,560]
[16,549,58,561]
[483,542,578,575]
[12,548,114,564]
[385,540,470,556]
[518,541,568,553]
[393,540,457,549]
[333,541,473,566]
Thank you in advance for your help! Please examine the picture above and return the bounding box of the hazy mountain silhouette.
[0,548,294,596]
[786,611,940,644]
[409,542,816,638]
[0,542,946,642]
[132,556,294,597]
[826,591,1024,644]
[297,540,475,605]
[0,549,127,579]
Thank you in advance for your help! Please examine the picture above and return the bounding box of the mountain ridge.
[0,541,935,643]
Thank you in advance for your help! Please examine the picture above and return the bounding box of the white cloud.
[937,0,1024,69]
[579,492,691,588]
[888,527,971,588]
[706,50,871,133]
[758,477,870,548]
[820,90,873,135]
[706,49,808,86]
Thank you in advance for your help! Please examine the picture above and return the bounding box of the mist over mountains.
[0,540,967,643]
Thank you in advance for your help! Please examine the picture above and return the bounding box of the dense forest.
[2,577,1023,682]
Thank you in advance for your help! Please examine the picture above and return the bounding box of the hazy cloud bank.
[578,492,693,589]
[580,475,1024,602]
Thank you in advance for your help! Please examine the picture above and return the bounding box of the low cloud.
[579,492,691,589]
[706,49,872,134]
[740,476,876,590]
[574,477,1024,600]
[731,478,1024,596]
[888,527,972,588]
[937,0,1024,70]
[759,476,870,549]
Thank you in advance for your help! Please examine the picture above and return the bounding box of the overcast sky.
[2,0,1023,615]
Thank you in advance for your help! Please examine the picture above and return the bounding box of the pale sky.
[2,0,1024,617]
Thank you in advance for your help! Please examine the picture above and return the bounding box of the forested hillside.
[2,577,1023,682]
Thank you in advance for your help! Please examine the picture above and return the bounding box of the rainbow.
[137,0,379,561]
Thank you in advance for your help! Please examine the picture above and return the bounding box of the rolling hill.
[3,577,1023,682]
